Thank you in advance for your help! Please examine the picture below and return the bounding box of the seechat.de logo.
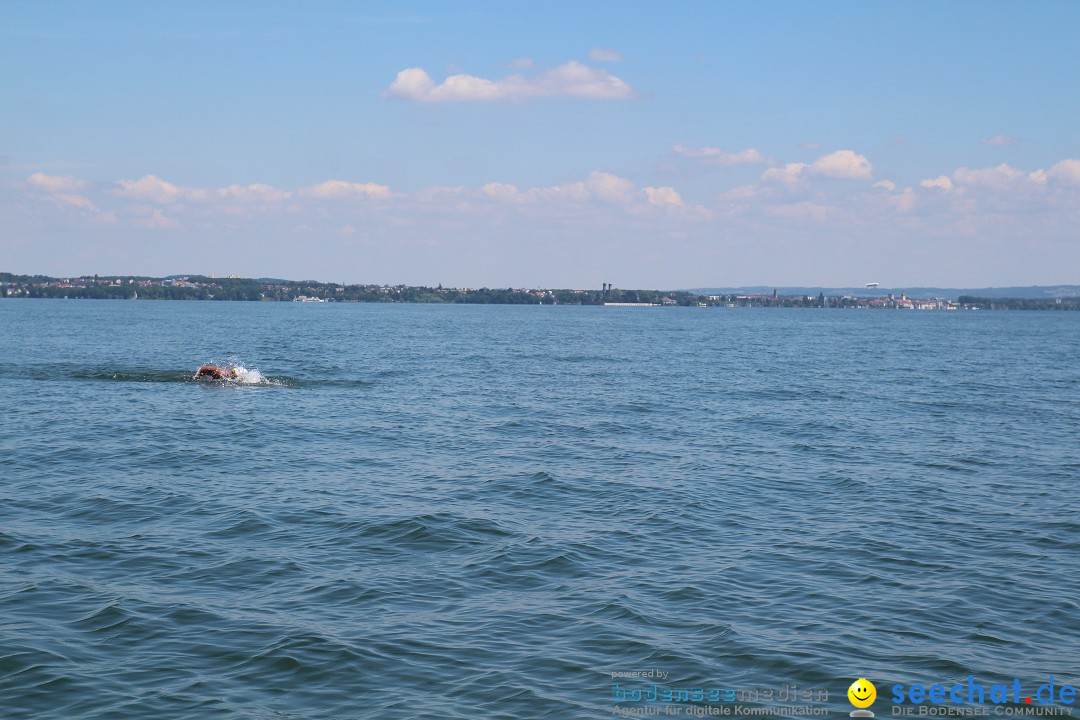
[849,678,878,717]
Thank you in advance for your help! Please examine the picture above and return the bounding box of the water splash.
[230,365,266,384]
[192,362,288,386]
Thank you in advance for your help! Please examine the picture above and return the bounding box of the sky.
[2,0,1079,289]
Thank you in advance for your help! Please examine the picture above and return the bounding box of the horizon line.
[3,271,1079,294]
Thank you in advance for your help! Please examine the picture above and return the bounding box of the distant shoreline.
[3,273,1079,310]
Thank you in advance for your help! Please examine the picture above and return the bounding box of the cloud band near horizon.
[384,60,634,102]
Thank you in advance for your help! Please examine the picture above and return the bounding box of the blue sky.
[3,1,1078,288]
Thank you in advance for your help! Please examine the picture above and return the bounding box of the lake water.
[2,300,1078,719]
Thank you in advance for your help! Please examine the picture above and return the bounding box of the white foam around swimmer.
[230,366,265,384]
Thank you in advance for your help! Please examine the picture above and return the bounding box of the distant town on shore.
[3,273,1079,310]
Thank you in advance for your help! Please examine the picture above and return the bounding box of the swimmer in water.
[195,365,239,381]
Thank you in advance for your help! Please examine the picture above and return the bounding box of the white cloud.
[585,170,635,202]
[808,150,872,179]
[384,61,634,102]
[644,186,684,207]
[518,61,635,100]
[481,182,526,203]
[13,159,1080,288]
[116,175,293,205]
[760,162,808,189]
[479,173,636,206]
[865,182,917,214]
[131,208,180,230]
[116,175,190,204]
[949,161,1078,201]
[385,67,441,100]
[299,180,392,199]
[480,172,682,211]
[589,48,623,62]
[673,144,765,166]
[983,134,1023,146]
[53,193,99,211]
[480,180,592,204]
[20,159,1077,259]
[386,68,500,101]
[952,163,1025,191]
[216,183,292,203]
[920,176,954,192]
[886,187,917,213]
[1048,159,1080,186]
[26,172,101,215]
[757,150,872,188]
[27,172,87,192]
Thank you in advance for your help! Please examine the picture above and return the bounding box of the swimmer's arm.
[196,365,227,379]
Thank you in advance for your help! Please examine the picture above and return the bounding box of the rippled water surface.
[2,300,1079,719]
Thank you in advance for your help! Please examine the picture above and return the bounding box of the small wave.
[74,362,294,386]
[351,512,519,554]
[77,369,195,383]
[198,373,297,387]
[3,362,310,387]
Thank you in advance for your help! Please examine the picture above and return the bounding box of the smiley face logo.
[848,678,877,709]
